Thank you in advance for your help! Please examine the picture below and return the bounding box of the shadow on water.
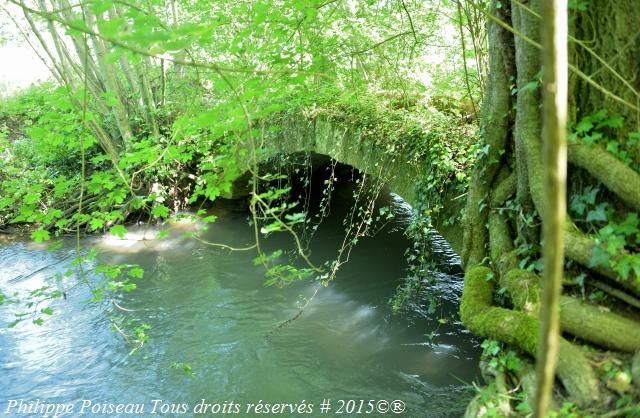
[0,157,480,418]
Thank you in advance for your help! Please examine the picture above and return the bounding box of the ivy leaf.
[606,235,626,255]
[568,132,578,142]
[591,109,609,123]
[569,199,586,216]
[614,255,634,279]
[505,352,521,371]
[606,141,620,154]
[516,401,532,413]
[41,307,54,315]
[586,203,608,223]
[584,187,599,205]
[583,131,602,145]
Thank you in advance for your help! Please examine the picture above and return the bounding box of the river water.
[0,176,480,418]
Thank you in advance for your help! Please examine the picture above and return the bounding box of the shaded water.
[0,179,480,417]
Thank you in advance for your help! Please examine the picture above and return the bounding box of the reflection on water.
[0,180,480,417]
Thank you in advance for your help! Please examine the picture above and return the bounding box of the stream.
[0,176,480,418]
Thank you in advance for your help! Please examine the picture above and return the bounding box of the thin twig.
[352,30,415,55]
[8,0,330,78]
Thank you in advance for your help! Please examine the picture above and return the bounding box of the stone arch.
[223,116,464,253]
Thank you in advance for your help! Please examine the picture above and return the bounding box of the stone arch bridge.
[223,114,467,254]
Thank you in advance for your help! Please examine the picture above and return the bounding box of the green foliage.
[390,210,438,315]
[6,282,65,328]
[30,228,51,243]
[481,339,522,373]
[590,213,640,283]
[569,109,636,167]
[514,391,532,415]
[252,249,314,287]
[569,185,609,227]
[171,362,195,376]
[567,181,640,285]
[516,241,543,273]
[568,0,590,12]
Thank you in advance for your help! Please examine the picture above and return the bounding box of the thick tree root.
[461,2,513,269]
[490,171,516,208]
[464,366,512,418]
[460,266,599,406]
[564,227,640,295]
[559,296,640,352]
[488,212,518,272]
[568,141,640,211]
[501,268,640,352]
[589,279,640,309]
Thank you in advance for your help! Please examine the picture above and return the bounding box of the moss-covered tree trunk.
[461,0,640,414]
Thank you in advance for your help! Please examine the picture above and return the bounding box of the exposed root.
[501,268,640,352]
[460,266,599,406]
[564,227,640,296]
[568,140,640,211]
[559,296,640,352]
[587,278,640,310]
[461,1,513,269]
[491,171,517,208]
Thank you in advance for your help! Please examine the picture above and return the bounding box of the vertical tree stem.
[457,0,479,117]
[534,0,568,417]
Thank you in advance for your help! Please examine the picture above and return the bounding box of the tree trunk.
[460,0,640,412]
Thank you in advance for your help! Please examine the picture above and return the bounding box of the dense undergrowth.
[0,83,475,239]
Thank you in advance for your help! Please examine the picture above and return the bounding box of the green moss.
[569,141,640,212]
[460,266,494,327]
[460,265,599,405]
[490,172,517,207]
[488,212,516,271]
[460,266,539,354]
[501,269,540,314]
[560,296,640,352]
